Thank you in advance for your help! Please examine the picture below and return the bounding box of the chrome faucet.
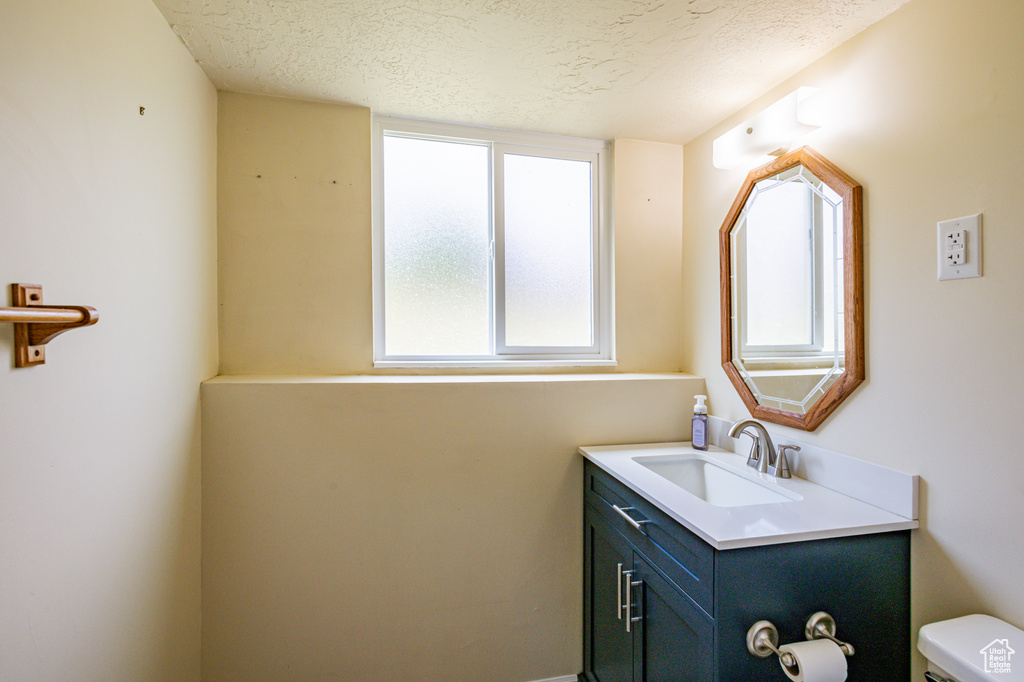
[728,419,791,478]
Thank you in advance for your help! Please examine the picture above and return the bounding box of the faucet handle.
[745,442,759,469]
[771,445,799,479]
[738,429,761,469]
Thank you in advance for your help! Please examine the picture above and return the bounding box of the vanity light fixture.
[712,87,822,171]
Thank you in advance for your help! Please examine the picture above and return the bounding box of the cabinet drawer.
[585,461,715,615]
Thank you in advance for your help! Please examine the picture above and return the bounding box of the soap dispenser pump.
[692,395,709,451]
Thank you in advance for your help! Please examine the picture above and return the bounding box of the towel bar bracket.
[3,284,99,367]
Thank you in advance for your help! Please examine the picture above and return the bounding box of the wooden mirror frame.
[719,146,864,431]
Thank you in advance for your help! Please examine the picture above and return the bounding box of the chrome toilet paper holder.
[746,611,856,668]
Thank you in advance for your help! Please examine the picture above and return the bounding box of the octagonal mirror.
[719,147,863,431]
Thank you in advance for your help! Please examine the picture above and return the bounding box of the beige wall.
[216,94,687,374]
[217,93,373,374]
[682,0,1024,676]
[0,0,218,679]
[613,140,686,372]
[210,94,694,680]
[201,374,703,681]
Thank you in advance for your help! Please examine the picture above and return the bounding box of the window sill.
[373,358,618,370]
[203,371,696,385]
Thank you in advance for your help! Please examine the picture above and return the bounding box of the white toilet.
[919,614,1024,681]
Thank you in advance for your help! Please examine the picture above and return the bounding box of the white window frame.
[371,116,614,368]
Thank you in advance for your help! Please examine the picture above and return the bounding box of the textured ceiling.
[151,0,910,143]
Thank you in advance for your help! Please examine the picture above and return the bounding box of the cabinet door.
[632,552,714,682]
[584,506,635,682]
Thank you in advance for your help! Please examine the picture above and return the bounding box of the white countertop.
[580,441,919,550]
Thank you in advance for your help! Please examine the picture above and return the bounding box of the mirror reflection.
[731,164,844,414]
[720,147,863,431]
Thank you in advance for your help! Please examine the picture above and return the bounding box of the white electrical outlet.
[938,214,982,280]
[945,229,965,265]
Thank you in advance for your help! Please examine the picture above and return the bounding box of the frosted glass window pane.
[745,181,813,346]
[383,136,490,355]
[503,154,593,347]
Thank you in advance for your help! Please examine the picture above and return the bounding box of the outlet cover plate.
[937,213,982,280]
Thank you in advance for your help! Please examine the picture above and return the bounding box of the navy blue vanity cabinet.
[583,505,714,682]
[581,461,911,682]
[583,463,715,682]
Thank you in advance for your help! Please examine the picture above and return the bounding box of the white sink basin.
[634,454,800,507]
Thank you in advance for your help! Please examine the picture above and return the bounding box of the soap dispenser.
[692,395,709,450]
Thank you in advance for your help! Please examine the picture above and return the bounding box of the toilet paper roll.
[778,638,848,682]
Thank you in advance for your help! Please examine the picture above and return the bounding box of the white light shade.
[713,87,821,170]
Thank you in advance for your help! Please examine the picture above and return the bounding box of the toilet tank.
[918,614,1024,681]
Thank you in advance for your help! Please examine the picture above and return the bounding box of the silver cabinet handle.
[623,570,643,632]
[612,505,651,533]
[616,563,623,620]
[623,569,633,631]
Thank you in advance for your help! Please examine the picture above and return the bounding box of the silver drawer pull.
[623,571,643,632]
[624,569,633,631]
[612,505,651,533]
[616,563,623,620]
